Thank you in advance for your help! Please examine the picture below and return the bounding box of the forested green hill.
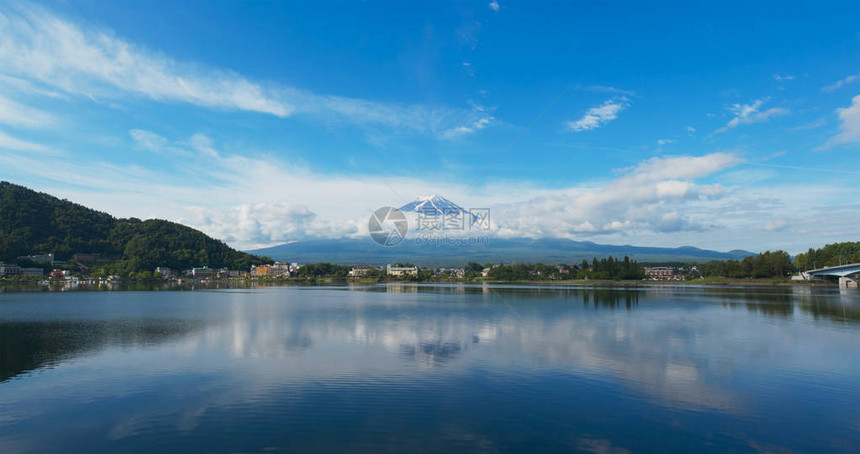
[794,242,860,270]
[0,181,270,274]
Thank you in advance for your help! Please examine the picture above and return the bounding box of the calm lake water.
[1,284,859,453]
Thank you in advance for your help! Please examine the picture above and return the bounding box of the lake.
[1,284,859,453]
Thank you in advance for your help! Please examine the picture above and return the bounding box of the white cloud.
[0,5,490,137]
[129,129,183,155]
[189,133,220,158]
[573,84,636,97]
[822,74,860,92]
[568,98,628,132]
[492,153,740,238]
[0,95,56,128]
[182,203,352,248]
[686,126,696,133]
[820,94,860,149]
[763,219,787,232]
[790,118,826,131]
[657,139,674,146]
[0,74,68,99]
[716,99,789,133]
[7,131,860,254]
[489,1,500,12]
[441,117,493,139]
[0,129,54,153]
[772,74,794,82]
[303,92,492,137]
[0,6,290,117]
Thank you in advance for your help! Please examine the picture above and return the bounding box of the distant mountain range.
[250,237,755,267]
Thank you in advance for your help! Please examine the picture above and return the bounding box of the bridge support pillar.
[839,277,858,288]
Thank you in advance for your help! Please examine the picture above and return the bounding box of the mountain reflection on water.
[0,284,858,453]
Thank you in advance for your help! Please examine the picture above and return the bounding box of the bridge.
[805,263,860,288]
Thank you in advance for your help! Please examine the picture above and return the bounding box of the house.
[192,267,216,278]
[251,264,271,276]
[387,264,418,277]
[349,265,376,277]
[214,268,246,279]
[155,267,178,279]
[644,266,684,281]
[20,267,44,276]
[0,262,21,277]
[435,268,465,278]
[18,253,55,265]
[481,268,491,277]
[270,262,292,277]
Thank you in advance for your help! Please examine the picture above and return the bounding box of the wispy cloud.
[822,74,860,92]
[0,74,68,99]
[0,5,490,137]
[441,117,493,139]
[772,74,794,82]
[789,118,826,131]
[762,218,787,232]
[0,95,56,129]
[0,5,290,117]
[568,98,628,132]
[716,99,789,133]
[0,129,54,153]
[573,84,636,97]
[489,1,500,12]
[129,129,192,156]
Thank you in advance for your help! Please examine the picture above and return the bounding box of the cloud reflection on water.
[1,285,859,452]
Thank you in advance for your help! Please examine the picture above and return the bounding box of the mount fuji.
[398,194,476,221]
[249,194,756,267]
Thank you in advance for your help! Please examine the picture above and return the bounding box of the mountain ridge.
[398,194,476,221]
[0,181,270,274]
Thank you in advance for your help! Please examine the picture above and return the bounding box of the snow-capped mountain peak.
[398,194,471,218]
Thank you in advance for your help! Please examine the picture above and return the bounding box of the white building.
[0,262,21,277]
[270,262,292,277]
[349,265,376,277]
[387,264,418,277]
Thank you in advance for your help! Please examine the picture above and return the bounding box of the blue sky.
[1,0,859,252]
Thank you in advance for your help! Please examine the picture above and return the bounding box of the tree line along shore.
[4,243,857,286]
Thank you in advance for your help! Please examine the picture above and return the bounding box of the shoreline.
[0,276,837,292]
